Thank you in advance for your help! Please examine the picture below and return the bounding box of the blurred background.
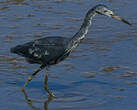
[0,0,137,110]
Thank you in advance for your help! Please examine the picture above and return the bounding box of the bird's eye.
[104,10,108,13]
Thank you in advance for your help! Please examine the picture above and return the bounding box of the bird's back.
[11,36,71,65]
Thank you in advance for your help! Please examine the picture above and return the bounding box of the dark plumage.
[11,36,71,65]
[11,4,130,96]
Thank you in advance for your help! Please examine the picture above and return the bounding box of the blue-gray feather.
[11,4,109,66]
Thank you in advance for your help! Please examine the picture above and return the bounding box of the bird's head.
[94,4,131,25]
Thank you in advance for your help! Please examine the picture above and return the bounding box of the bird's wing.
[11,37,70,64]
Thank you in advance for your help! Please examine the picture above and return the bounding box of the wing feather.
[11,36,70,64]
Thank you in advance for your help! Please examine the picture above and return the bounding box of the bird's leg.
[22,89,33,107]
[22,65,45,90]
[44,67,55,97]
[44,95,54,110]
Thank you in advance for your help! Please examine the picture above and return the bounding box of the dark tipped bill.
[111,14,131,26]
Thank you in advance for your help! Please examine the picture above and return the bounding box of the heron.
[11,4,131,97]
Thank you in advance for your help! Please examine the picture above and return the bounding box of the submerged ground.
[0,0,137,110]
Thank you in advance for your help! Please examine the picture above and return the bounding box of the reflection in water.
[22,89,54,110]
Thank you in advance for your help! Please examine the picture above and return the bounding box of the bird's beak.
[111,14,131,26]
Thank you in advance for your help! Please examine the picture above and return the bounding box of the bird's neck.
[69,10,97,48]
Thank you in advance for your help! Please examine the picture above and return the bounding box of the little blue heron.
[11,4,131,96]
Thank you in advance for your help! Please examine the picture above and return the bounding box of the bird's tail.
[10,47,15,53]
[10,45,22,54]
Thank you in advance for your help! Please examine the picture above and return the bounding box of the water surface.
[0,0,137,110]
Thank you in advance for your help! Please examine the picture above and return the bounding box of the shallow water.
[0,0,137,110]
